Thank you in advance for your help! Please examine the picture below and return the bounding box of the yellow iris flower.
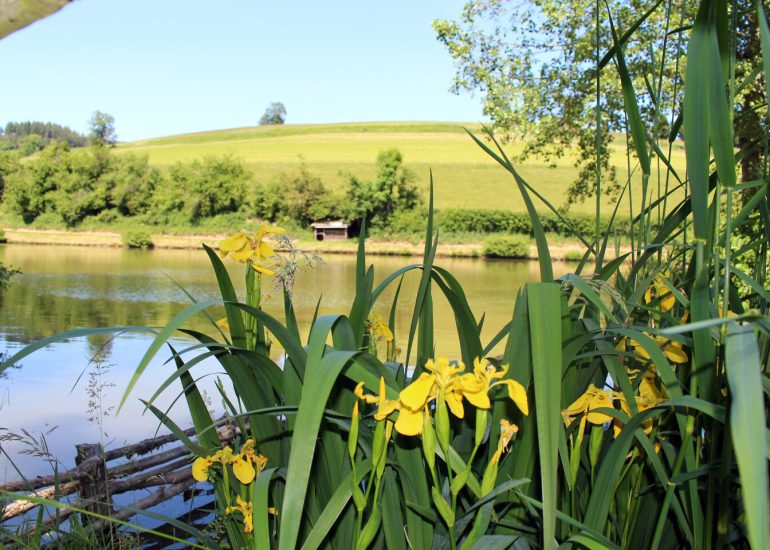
[226,495,254,534]
[218,225,285,275]
[356,357,528,437]
[191,439,268,485]
[457,358,529,416]
[644,272,676,312]
[634,373,666,434]
[563,384,627,429]
[367,313,394,342]
[617,334,688,364]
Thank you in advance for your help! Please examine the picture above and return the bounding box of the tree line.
[0,140,421,231]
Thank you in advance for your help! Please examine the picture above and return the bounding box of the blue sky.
[0,1,486,142]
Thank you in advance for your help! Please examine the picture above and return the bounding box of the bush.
[122,229,154,249]
[155,156,249,224]
[483,234,530,258]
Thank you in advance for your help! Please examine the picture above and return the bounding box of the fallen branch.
[0,481,79,520]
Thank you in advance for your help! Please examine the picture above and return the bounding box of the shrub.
[122,229,154,249]
[564,249,585,261]
[155,156,249,224]
[483,234,530,258]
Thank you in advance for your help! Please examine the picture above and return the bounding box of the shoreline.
[0,227,609,261]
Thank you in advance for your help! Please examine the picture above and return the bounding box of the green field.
[118,121,687,215]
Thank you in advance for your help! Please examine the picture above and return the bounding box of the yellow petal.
[663,344,688,364]
[232,457,256,484]
[219,232,248,253]
[565,385,597,416]
[502,379,529,416]
[659,287,675,312]
[251,261,276,276]
[399,373,435,410]
[374,397,398,421]
[258,241,275,259]
[585,392,615,424]
[192,457,211,481]
[463,387,491,409]
[231,245,254,263]
[395,407,423,436]
[445,391,465,418]
[257,225,285,237]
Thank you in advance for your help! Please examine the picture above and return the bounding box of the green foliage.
[3,143,157,226]
[433,0,689,207]
[17,134,45,156]
[122,229,153,249]
[154,156,248,224]
[88,110,117,147]
[482,234,530,258]
[259,102,287,125]
[344,148,421,228]
[0,121,87,149]
[104,154,160,216]
[389,207,635,238]
[266,163,338,226]
[4,141,74,223]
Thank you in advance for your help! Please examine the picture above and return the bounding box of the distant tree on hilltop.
[260,102,287,125]
[88,111,117,147]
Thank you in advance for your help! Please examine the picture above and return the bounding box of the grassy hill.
[118,121,687,216]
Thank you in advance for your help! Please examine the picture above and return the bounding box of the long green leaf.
[606,6,650,176]
[683,0,713,239]
[725,323,770,550]
[253,467,280,550]
[527,283,562,549]
[300,460,374,550]
[278,344,359,550]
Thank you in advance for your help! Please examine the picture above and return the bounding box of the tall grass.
[2,0,769,547]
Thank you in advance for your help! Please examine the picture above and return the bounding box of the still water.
[0,244,557,481]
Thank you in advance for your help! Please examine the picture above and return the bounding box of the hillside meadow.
[118,121,687,215]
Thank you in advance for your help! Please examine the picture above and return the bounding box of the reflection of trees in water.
[87,332,114,360]
[0,283,221,346]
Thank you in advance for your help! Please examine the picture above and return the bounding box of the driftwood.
[0,421,237,525]
[81,475,197,537]
[0,481,79,518]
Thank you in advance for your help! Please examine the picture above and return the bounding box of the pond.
[0,243,564,482]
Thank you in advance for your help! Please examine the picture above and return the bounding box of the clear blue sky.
[0,0,486,142]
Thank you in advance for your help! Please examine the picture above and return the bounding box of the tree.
[88,110,117,147]
[344,149,421,228]
[259,102,287,125]
[434,1,767,207]
[433,1,687,207]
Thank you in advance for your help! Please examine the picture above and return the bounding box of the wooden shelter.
[310,220,351,241]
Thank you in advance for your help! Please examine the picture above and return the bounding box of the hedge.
[387,208,641,238]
